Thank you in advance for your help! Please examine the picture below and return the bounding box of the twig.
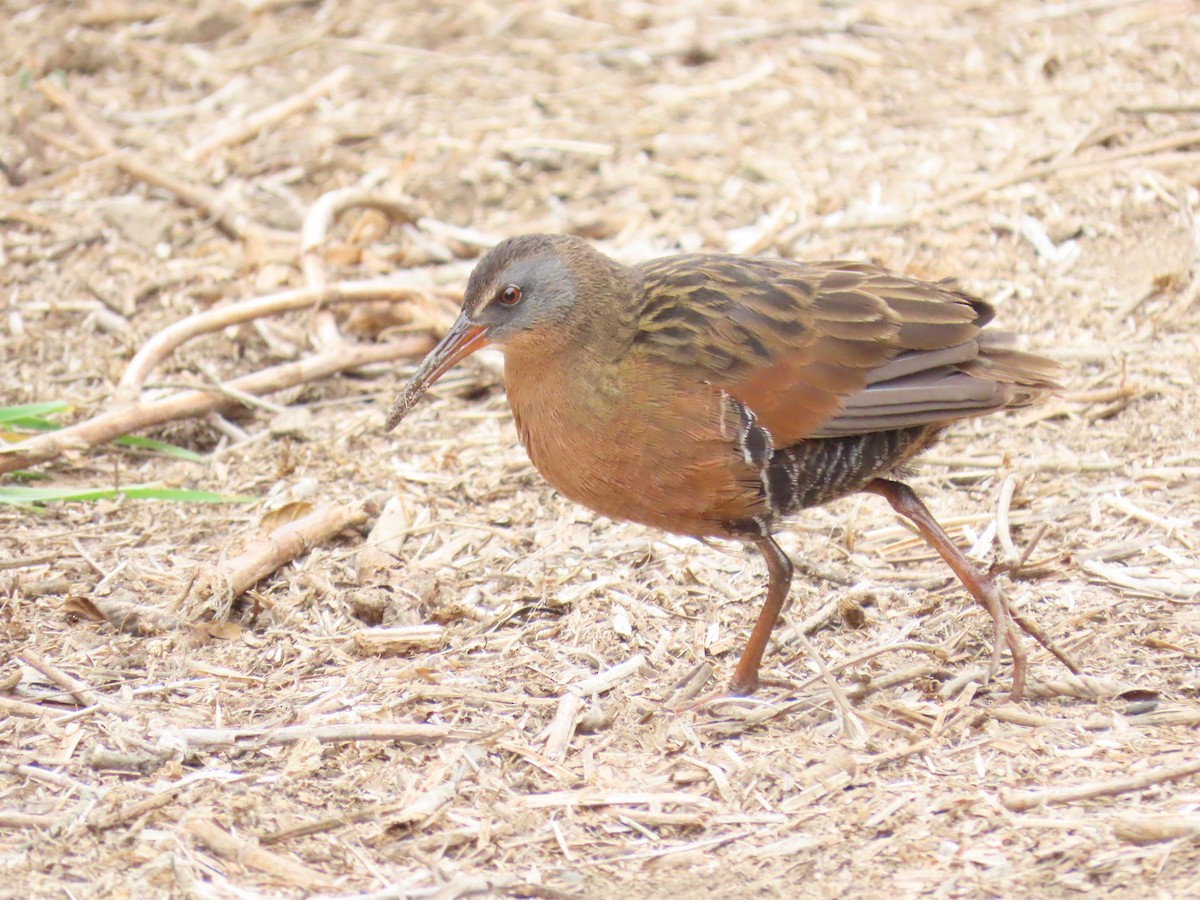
[517,789,715,810]
[353,626,446,656]
[17,650,132,719]
[301,190,423,290]
[355,495,413,578]
[331,875,521,900]
[416,217,499,250]
[568,654,648,695]
[1102,492,1194,540]
[1119,102,1200,115]
[262,782,457,845]
[1012,522,1049,578]
[116,281,446,401]
[196,502,369,621]
[989,706,1200,731]
[402,684,559,707]
[1112,814,1200,845]
[543,693,583,764]
[0,201,60,231]
[846,662,946,701]
[0,811,61,828]
[76,4,168,26]
[577,830,749,866]
[5,151,130,204]
[68,537,109,579]
[0,695,49,718]
[1014,0,1177,22]
[0,552,63,569]
[1000,756,1200,811]
[0,763,100,797]
[88,787,181,831]
[787,621,867,744]
[669,661,715,703]
[259,800,404,845]
[186,819,336,889]
[81,586,188,635]
[177,722,474,750]
[187,65,353,161]
[195,363,287,413]
[1081,560,1199,600]
[299,188,424,350]
[639,21,843,59]
[495,740,578,783]
[778,587,876,645]
[994,474,1020,567]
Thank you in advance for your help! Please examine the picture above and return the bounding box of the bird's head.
[384,233,633,431]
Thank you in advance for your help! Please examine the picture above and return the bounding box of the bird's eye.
[498,285,522,306]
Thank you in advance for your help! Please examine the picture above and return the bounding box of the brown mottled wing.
[633,254,1057,445]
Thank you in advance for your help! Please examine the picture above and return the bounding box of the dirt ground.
[3,1,1199,897]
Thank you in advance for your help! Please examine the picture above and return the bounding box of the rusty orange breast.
[500,348,765,539]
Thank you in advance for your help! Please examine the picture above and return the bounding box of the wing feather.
[633,255,1057,444]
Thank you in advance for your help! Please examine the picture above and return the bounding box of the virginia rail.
[385,234,1076,700]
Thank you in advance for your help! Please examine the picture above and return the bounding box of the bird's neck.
[500,336,627,457]
[501,336,623,412]
[496,258,643,455]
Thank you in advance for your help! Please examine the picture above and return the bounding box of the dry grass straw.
[2,1,1199,896]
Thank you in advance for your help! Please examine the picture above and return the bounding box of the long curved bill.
[383,313,491,432]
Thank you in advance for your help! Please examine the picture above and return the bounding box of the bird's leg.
[863,478,1028,701]
[730,535,793,695]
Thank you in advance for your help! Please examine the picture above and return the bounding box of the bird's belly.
[504,362,759,538]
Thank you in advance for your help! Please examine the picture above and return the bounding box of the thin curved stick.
[116,280,450,402]
[300,189,423,351]
[994,473,1020,567]
[300,190,422,287]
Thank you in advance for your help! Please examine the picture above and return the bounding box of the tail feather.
[961,332,1063,400]
[813,331,1059,437]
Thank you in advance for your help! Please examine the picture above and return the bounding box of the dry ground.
[2,1,1200,897]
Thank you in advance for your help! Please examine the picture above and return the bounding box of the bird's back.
[633,253,1059,445]
[619,253,1059,537]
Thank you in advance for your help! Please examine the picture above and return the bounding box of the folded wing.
[634,255,1058,445]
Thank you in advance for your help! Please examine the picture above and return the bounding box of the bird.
[384,233,1078,700]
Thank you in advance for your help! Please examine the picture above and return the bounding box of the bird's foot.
[972,571,1028,702]
[728,670,759,697]
[667,671,799,714]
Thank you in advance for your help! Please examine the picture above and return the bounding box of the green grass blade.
[0,483,255,505]
[120,487,255,502]
[0,401,71,423]
[1,417,60,432]
[2,403,203,461]
[114,435,205,461]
